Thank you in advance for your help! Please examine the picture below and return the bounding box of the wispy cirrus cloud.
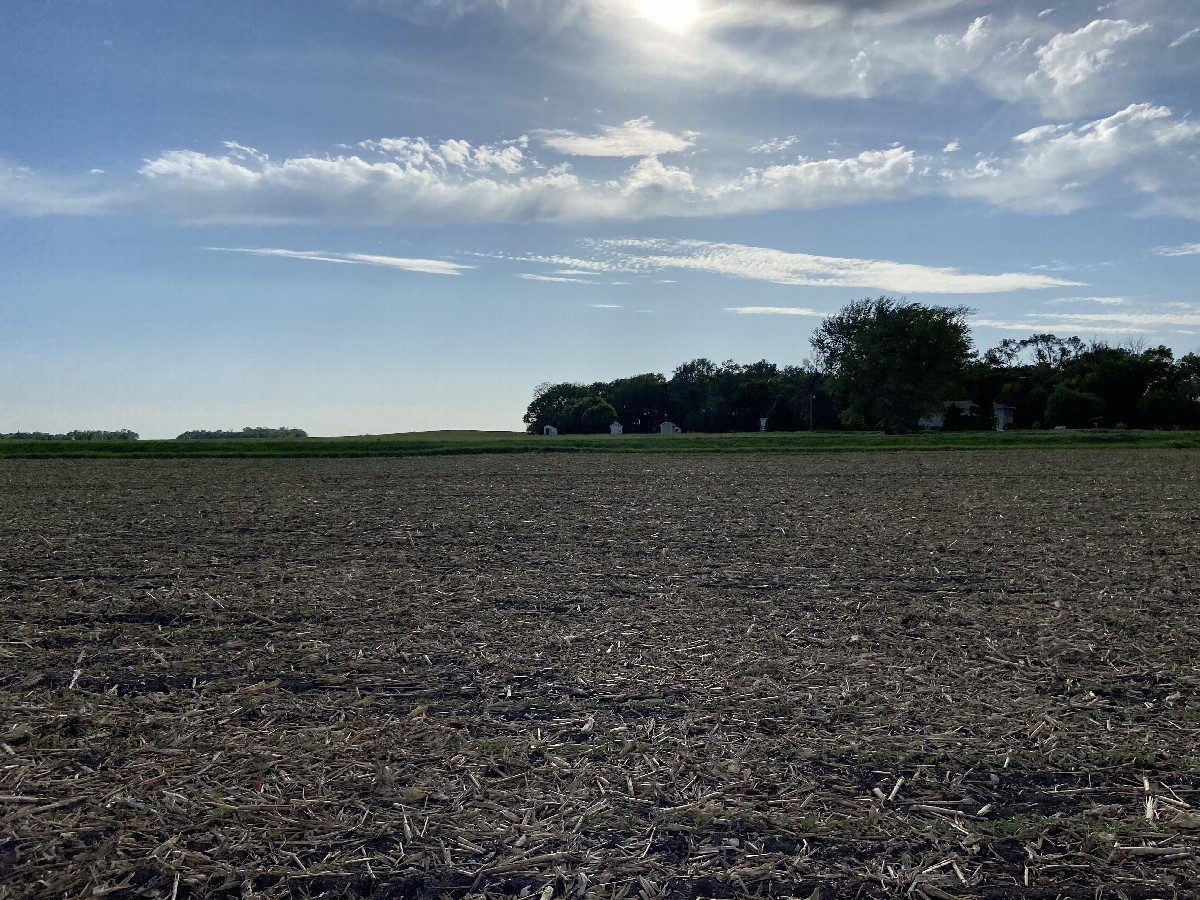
[581,238,1081,294]
[1046,296,1127,304]
[726,307,826,316]
[204,247,472,275]
[973,306,1200,335]
[1154,242,1200,256]
[517,272,597,283]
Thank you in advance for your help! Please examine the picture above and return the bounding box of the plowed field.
[2,450,1198,899]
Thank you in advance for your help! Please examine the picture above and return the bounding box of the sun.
[639,0,699,31]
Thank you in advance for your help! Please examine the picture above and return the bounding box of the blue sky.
[2,0,1199,437]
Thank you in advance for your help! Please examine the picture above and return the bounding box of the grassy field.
[2,427,1199,458]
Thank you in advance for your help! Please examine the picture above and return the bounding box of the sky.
[2,0,1199,437]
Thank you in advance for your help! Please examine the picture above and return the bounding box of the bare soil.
[1,450,1198,899]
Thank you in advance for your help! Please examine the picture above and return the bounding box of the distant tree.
[177,427,306,440]
[1045,385,1103,428]
[1,430,138,440]
[811,297,974,432]
[604,374,668,433]
[667,359,719,432]
[523,382,592,434]
[557,396,618,434]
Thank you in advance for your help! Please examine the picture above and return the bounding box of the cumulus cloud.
[943,140,960,152]
[122,135,930,224]
[749,136,798,154]
[1033,19,1151,93]
[946,103,1200,214]
[358,135,529,173]
[551,238,1081,293]
[714,148,917,214]
[540,118,694,157]
[204,247,472,275]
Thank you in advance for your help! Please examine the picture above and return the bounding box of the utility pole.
[809,393,815,432]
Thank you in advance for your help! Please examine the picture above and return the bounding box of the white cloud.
[615,155,695,195]
[516,272,597,283]
[1154,242,1200,256]
[1046,310,1200,327]
[973,306,1200,335]
[123,136,930,224]
[749,136,798,154]
[579,238,1081,293]
[727,307,826,316]
[0,161,116,216]
[714,148,917,214]
[591,304,622,308]
[1046,296,1126,304]
[960,15,990,50]
[1033,19,1151,93]
[540,118,694,157]
[943,140,960,152]
[204,247,472,275]
[1168,27,1199,48]
[971,317,1144,334]
[946,103,1200,214]
[1013,124,1068,144]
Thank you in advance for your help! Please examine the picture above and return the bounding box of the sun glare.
[639,0,698,31]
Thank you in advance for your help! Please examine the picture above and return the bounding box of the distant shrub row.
[0,430,139,441]
[176,427,308,440]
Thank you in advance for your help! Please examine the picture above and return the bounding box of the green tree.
[523,382,591,433]
[1045,385,1103,428]
[561,396,618,434]
[811,297,974,433]
[605,374,668,432]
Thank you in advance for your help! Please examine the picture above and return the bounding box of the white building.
[660,421,682,434]
[610,422,623,435]
[543,425,558,435]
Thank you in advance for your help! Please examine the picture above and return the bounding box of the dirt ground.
[1,450,1198,900]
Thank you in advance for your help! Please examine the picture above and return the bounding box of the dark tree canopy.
[176,427,307,440]
[811,296,974,432]
[524,303,1200,434]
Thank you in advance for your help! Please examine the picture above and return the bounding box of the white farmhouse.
[543,425,558,435]
[660,421,682,434]
[610,422,623,435]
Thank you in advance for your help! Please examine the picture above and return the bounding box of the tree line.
[176,427,308,439]
[1,427,309,441]
[525,297,1200,434]
[0,430,139,441]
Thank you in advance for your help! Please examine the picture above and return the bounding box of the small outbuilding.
[543,425,558,435]
[610,422,623,435]
[660,421,682,434]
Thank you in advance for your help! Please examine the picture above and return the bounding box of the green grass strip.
[2,428,1199,458]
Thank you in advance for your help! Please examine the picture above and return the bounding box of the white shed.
[543,425,558,435]
[660,421,682,434]
[610,422,623,435]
